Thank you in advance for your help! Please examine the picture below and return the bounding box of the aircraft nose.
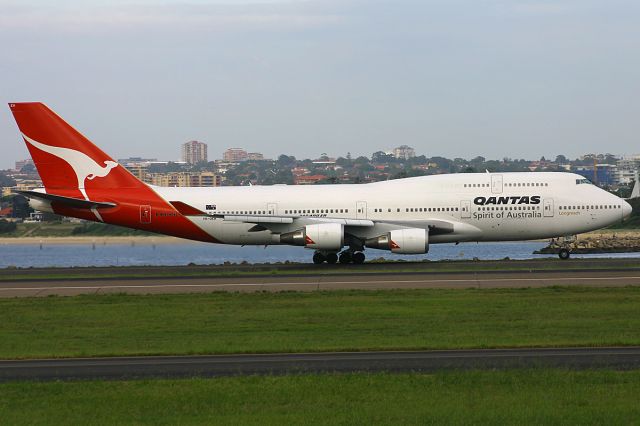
[622,200,632,219]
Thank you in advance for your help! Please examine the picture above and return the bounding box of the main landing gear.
[313,250,365,264]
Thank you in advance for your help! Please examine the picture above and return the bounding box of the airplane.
[8,102,633,264]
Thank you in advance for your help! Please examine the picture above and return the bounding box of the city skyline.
[2,0,640,169]
[7,143,640,172]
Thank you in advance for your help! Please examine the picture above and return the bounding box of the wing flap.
[222,215,294,224]
[218,215,375,227]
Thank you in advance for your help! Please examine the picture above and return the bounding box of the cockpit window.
[576,178,591,185]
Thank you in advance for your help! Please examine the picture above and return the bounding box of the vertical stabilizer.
[9,102,144,200]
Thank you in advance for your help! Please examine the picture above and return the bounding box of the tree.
[335,157,350,167]
[428,156,453,170]
[555,155,567,164]
[354,156,370,165]
[277,155,295,166]
[11,195,33,218]
[371,151,394,163]
[391,170,408,180]
[0,172,16,187]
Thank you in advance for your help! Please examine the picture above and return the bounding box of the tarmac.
[1,261,640,297]
[2,259,640,381]
[1,347,640,381]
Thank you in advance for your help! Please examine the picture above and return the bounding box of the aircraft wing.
[218,215,462,236]
[218,215,375,227]
[168,200,467,236]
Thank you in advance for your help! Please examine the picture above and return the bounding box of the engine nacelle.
[27,198,54,213]
[366,228,429,254]
[280,223,344,250]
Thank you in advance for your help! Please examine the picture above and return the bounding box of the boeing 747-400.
[9,103,633,263]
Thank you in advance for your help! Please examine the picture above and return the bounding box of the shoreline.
[0,229,638,245]
[0,236,196,245]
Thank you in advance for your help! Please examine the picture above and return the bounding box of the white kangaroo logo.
[22,133,118,201]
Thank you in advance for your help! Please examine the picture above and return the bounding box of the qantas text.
[474,196,541,205]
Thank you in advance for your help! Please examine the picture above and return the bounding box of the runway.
[1,269,640,297]
[1,347,639,381]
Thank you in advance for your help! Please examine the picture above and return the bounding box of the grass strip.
[1,370,640,424]
[1,287,639,359]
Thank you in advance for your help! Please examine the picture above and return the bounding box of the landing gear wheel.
[339,252,352,264]
[558,248,571,260]
[313,252,326,264]
[352,252,365,264]
[326,253,338,264]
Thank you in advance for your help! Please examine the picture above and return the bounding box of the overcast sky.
[1,0,639,169]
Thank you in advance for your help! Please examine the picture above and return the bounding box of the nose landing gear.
[557,235,575,260]
[558,248,571,260]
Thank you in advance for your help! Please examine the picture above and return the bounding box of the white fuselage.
[153,172,631,249]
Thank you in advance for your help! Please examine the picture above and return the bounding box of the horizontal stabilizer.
[14,190,117,210]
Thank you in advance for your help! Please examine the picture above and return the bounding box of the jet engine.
[365,228,429,254]
[280,223,344,250]
[27,197,53,213]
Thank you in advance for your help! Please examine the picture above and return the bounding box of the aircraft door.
[140,205,151,224]
[267,203,277,215]
[356,201,367,219]
[491,174,503,194]
[543,198,554,217]
[460,200,471,218]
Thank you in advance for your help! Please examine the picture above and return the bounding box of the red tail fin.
[8,103,217,242]
[9,102,143,200]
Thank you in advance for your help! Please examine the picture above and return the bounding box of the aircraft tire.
[352,252,365,264]
[338,252,352,264]
[326,253,338,264]
[312,252,326,264]
[558,248,571,260]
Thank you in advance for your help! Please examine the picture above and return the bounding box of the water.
[1,241,638,269]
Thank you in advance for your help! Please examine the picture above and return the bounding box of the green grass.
[1,370,640,424]
[1,287,640,359]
